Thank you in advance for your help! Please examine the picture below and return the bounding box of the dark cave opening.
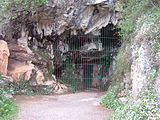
[53,24,121,90]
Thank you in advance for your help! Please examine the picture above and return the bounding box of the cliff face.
[0,0,121,39]
[0,0,122,94]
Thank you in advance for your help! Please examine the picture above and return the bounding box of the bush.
[112,88,160,120]
[100,85,121,111]
[0,88,18,120]
[119,0,160,41]
[112,41,132,82]
[0,0,48,24]
[8,81,55,95]
[101,83,160,120]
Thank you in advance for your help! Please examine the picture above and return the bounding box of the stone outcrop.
[7,42,34,81]
[0,40,67,94]
[7,59,34,81]
[35,69,45,85]
[0,40,10,76]
[35,70,68,94]
[131,23,152,99]
[17,27,32,54]
[0,40,35,82]
[131,41,151,99]
[116,22,155,99]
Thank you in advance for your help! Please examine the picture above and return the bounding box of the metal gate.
[53,26,120,92]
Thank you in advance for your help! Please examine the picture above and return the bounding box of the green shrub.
[119,0,160,41]
[107,70,159,120]
[100,85,121,111]
[0,88,18,120]
[112,88,160,120]
[0,0,48,24]
[112,41,132,82]
[8,81,54,95]
[101,84,160,120]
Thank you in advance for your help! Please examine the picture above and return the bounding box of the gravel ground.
[14,91,113,120]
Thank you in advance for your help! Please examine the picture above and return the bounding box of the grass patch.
[0,74,18,120]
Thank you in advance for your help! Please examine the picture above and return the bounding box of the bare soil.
[14,91,113,120]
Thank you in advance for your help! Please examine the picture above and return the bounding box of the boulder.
[36,69,45,85]
[35,69,68,94]
[54,83,68,94]
[118,97,128,104]
[8,43,32,62]
[0,40,10,75]
[7,59,34,81]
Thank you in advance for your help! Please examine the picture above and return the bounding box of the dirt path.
[14,91,113,120]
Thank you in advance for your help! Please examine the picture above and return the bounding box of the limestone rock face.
[33,0,121,37]
[7,59,34,81]
[123,72,132,90]
[7,43,34,82]
[8,43,32,62]
[131,35,151,100]
[17,27,32,54]
[0,40,10,75]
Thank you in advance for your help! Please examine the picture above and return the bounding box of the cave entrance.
[54,24,121,91]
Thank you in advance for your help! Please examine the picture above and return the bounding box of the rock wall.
[117,22,159,99]
[0,40,10,76]
[131,37,151,99]
[34,0,120,37]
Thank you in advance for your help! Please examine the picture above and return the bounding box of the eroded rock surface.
[7,59,34,81]
[0,40,10,75]
[34,0,121,37]
[7,42,34,81]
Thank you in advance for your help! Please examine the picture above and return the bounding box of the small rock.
[120,82,125,89]
[119,97,128,104]
[6,94,13,99]
[125,84,131,90]
[36,69,45,85]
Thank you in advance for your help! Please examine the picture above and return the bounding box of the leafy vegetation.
[119,0,160,41]
[101,70,160,120]
[0,75,18,120]
[111,70,160,120]
[100,85,120,111]
[112,89,160,120]
[8,81,55,95]
[112,41,132,82]
[1,74,54,96]
[0,0,48,25]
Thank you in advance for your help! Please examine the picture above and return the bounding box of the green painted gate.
[83,64,93,89]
